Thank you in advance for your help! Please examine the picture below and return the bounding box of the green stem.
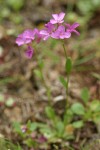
[40,67,51,105]
[35,47,51,106]
[63,43,67,58]
[62,43,69,109]
[66,75,69,108]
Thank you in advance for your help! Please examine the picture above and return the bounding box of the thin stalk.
[63,43,67,58]
[62,43,69,109]
[35,48,51,105]
[39,66,51,105]
[66,74,69,108]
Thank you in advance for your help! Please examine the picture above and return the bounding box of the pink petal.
[23,29,35,40]
[71,22,80,29]
[45,22,55,32]
[72,30,80,35]
[51,32,59,39]
[60,35,65,39]
[58,12,65,21]
[33,28,39,35]
[38,135,47,143]
[25,46,33,59]
[50,19,57,24]
[57,25,65,32]
[65,32,71,38]
[16,37,24,46]
[52,14,58,20]
[40,30,48,36]
[43,35,50,40]
[24,38,32,44]
[65,23,71,28]
[58,20,64,24]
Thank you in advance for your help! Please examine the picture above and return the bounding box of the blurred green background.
[0,0,100,148]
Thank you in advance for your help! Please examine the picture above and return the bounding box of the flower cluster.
[16,12,80,58]
[16,28,43,58]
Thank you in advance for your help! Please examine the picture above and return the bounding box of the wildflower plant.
[15,12,82,148]
[16,12,80,107]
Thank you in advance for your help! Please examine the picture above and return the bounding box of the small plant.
[15,12,80,147]
[16,12,80,109]
[15,12,81,149]
[71,88,100,127]
[15,12,99,149]
[0,137,22,150]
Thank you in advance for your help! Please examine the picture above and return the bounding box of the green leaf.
[92,73,100,80]
[72,120,84,128]
[34,69,42,79]
[63,109,73,125]
[45,106,55,120]
[71,103,85,115]
[84,110,92,120]
[90,100,100,112]
[25,138,37,147]
[55,121,65,137]
[16,145,22,150]
[27,120,31,128]
[13,122,21,133]
[37,123,48,128]
[65,57,72,74]
[40,127,55,139]
[81,87,90,103]
[93,112,100,123]
[29,123,38,131]
[38,59,44,69]
[59,76,67,88]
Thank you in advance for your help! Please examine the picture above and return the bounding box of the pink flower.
[35,31,43,43]
[40,22,55,40]
[45,22,55,32]
[51,25,71,39]
[37,135,47,143]
[15,13,80,60]
[50,12,65,24]
[16,29,37,46]
[65,22,80,35]
[21,125,27,133]
[25,46,34,59]
[40,30,50,40]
